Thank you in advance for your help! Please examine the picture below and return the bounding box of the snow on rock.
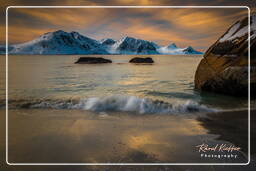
[100,38,116,46]
[219,14,256,43]
[250,15,256,40]
[181,46,203,54]
[2,30,203,55]
[195,13,256,97]
[157,44,202,54]
[167,43,177,49]
[9,30,109,55]
[219,22,241,42]
[110,36,159,54]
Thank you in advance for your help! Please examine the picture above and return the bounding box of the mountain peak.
[184,46,194,50]
[51,30,67,36]
[55,29,65,33]
[41,30,69,39]
[100,38,116,45]
[167,43,177,49]
[112,36,159,54]
[69,31,90,40]
[70,31,81,36]
[182,46,203,54]
[3,30,203,55]
[121,36,136,41]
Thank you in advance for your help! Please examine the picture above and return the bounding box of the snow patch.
[219,22,241,42]
[220,15,256,43]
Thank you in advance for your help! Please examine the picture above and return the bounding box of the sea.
[0,55,249,113]
[0,55,251,165]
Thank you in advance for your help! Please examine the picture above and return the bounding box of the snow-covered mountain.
[157,43,202,54]
[100,38,116,46]
[0,45,13,54]
[182,46,203,54]
[0,45,6,54]
[6,30,109,55]
[2,30,203,55]
[110,36,159,54]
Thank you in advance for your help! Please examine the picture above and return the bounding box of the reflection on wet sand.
[5,109,247,164]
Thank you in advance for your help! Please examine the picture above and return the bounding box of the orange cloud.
[0,25,5,43]
[11,8,108,28]
[7,8,120,43]
[8,26,53,43]
[5,7,249,51]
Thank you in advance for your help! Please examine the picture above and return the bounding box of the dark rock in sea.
[75,57,112,64]
[194,13,256,97]
[129,57,154,63]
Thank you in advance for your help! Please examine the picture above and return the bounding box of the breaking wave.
[5,95,217,114]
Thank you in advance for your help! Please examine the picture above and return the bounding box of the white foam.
[27,95,216,114]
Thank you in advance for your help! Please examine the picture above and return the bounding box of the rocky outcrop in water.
[129,57,154,63]
[75,57,112,64]
[194,14,256,96]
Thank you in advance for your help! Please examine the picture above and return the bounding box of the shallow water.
[0,55,249,114]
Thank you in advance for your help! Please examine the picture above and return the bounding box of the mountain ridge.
[1,30,203,55]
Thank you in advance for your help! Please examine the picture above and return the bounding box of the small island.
[129,57,154,63]
[75,57,112,64]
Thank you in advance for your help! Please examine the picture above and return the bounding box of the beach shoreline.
[197,109,256,156]
[0,108,248,164]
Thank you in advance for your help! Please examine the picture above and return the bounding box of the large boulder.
[75,57,112,64]
[194,14,256,97]
[129,57,154,63]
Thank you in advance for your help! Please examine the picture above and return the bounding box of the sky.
[0,0,255,51]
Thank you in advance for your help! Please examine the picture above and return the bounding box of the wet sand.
[1,109,247,163]
[197,109,255,155]
[0,109,254,171]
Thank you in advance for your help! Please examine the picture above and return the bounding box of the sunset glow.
[5,7,248,51]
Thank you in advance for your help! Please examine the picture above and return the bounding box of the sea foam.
[7,95,216,114]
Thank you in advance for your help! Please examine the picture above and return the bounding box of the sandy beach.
[1,108,255,171]
[0,109,249,163]
[197,109,255,155]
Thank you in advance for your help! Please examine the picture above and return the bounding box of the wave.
[4,95,217,114]
[145,90,197,99]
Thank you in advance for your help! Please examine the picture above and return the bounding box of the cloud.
[7,25,54,43]
[5,6,249,50]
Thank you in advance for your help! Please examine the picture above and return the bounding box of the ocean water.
[0,55,250,164]
[0,55,248,114]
